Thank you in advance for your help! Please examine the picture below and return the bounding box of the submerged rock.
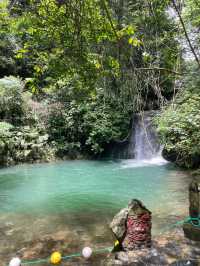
[20,230,70,259]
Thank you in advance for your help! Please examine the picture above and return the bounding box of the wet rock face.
[110,208,128,241]
[162,148,178,164]
[110,199,151,250]
[183,177,200,241]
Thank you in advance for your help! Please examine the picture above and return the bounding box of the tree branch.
[8,0,18,10]
[101,0,119,40]
[172,0,200,69]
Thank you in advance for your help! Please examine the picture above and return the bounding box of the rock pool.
[0,159,190,265]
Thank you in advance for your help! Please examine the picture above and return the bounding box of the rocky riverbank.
[4,226,200,265]
[105,228,200,266]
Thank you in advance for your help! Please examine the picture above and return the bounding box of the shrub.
[0,121,14,135]
[47,89,131,156]
[0,76,25,125]
[156,89,200,168]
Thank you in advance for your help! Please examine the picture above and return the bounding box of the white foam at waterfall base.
[120,156,168,169]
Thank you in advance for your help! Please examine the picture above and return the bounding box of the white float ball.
[82,247,92,259]
[9,257,21,266]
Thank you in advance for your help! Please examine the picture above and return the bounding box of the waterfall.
[133,112,161,160]
[120,111,167,167]
[103,111,166,164]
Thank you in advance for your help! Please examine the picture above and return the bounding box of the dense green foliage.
[0,76,130,164]
[0,76,25,124]
[155,1,200,168]
[184,0,200,39]
[1,0,200,168]
[11,0,179,107]
[47,95,130,155]
[46,89,131,155]
[156,88,200,168]
[0,1,17,77]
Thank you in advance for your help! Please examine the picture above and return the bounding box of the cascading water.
[134,112,161,160]
[122,111,167,167]
[104,110,166,163]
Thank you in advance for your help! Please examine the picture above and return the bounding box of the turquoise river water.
[0,159,190,265]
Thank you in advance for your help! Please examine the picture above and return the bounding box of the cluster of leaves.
[0,75,130,160]
[184,0,200,40]
[0,122,52,165]
[15,0,118,91]
[0,76,25,124]
[0,1,17,77]
[0,0,33,78]
[100,0,180,110]
[10,0,179,107]
[0,121,14,137]
[0,76,54,165]
[47,87,131,155]
[83,94,131,154]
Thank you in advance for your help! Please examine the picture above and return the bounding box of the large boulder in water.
[162,147,200,168]
[110,199,151,251]
[162,148,178,163]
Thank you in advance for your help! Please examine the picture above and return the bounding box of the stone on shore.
[110,199,151,250]
[105,229,200,266]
